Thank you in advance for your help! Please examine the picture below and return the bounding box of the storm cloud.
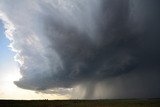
[0,0,160,99]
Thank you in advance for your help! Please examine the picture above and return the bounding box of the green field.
[0,99,160,107]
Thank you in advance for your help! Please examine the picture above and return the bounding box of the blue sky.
[0,21,14,63]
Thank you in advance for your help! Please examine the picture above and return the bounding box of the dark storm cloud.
[1,0,160,98]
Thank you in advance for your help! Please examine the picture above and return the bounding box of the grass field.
[0,99,160,107]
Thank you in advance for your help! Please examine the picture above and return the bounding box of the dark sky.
[0,0,160,99]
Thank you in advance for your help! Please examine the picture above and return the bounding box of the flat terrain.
[0,99,160,107]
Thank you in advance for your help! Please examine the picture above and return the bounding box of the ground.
[0,99,160,107]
